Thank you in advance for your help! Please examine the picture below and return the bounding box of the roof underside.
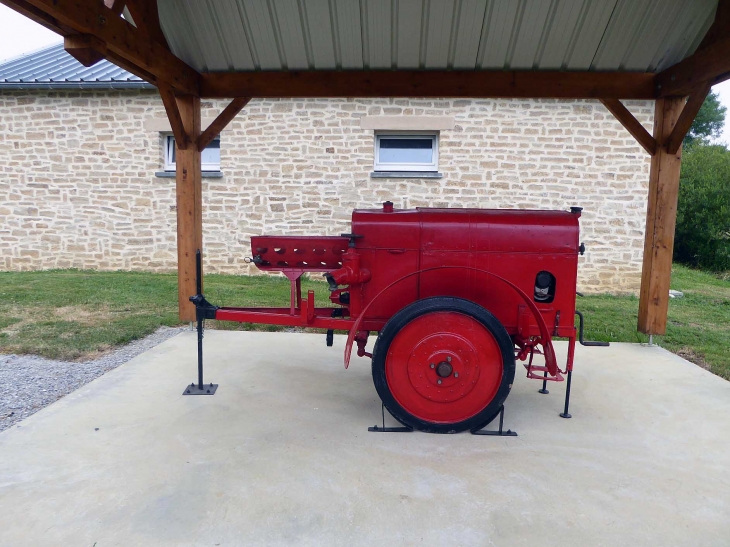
[0,43,152,89]
[158,0,718,74]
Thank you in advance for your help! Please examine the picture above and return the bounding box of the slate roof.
[0,43,152,89]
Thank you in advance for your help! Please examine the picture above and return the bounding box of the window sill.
[155,171,224,178]
[370,171,443,179]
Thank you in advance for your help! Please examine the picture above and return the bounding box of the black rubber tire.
[371,297,515,434]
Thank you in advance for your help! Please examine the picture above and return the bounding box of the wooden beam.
[103,0,126,17]
[0,0,73,35]
[638,97,685,336]
[656,0,730,97]
[124,0,168,49]
[158,83,189,150]
[175,95,202,322]
[64,34,107,67]
[666,81,713,155]
[200,70,656,99]
[1,0,199,96]
[198,98,251,151]
[656,34,730,97]
[699,0,730,49]
[600,98,657,156]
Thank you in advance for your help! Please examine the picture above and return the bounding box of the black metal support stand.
[559,370,572,418]
[368,404,413,432]
[183,250,219,396]
[538,369,549,394]
[471,406,518,436]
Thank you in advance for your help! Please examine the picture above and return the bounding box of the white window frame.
[164,134,221,172]
[373,131,439,173]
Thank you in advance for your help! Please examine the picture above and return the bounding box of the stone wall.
[0,89,653,293]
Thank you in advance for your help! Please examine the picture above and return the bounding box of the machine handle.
[575,310,610,347]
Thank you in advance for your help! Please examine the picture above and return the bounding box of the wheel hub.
[435,360,453,378]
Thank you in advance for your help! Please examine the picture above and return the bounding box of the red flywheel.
[371,297,515,433]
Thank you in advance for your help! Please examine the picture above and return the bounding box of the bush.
[675,145,730,271]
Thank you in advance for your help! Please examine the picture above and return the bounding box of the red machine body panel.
[351,207,580,338]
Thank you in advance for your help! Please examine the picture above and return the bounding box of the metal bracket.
[183,382,218,395]
[470,406,518,436]
[368,404,413,433]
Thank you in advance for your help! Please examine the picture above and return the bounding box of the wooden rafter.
[64,34,107,67]
[159,83,189,150]
[124,0,169,49]
[200,70,656,99]
[600,99,657,156]
[198,98,251,151]
[657,29,730,96]
[0,0,199,95]
[103,0,126,17]
[0,0,73,35]
[699,0,730,49]
[656,0,730,97]
[666,81,713,155]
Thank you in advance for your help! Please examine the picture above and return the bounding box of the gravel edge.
[0,326,185,433]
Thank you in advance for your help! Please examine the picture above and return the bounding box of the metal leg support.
[538,369,549,394]
[560,370,572,418]
[471,406,518,436]
[183,250,218,396]
[368,404,413,433]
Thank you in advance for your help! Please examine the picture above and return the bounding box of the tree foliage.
[675,145,730,271]
[684,90,726,147]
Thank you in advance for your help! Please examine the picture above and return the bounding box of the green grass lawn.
[0,270,331,361]
[1,264,729,380]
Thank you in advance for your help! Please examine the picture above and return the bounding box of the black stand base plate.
[368,425,413,432]
[369,404,413,433]
[470,406,518,436]
[183,383,218,395]
[559,412,571,419]
[538,388,549,394]
[471,428,518,436]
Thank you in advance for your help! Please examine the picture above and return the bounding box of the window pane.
[166,136,220,171]
[202,137,220,167]
[379,138,433,164]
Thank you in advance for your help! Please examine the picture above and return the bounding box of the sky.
[1,3,730,144]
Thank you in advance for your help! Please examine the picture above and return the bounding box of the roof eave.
[0,82,155,90]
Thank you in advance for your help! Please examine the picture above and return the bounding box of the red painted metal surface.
[341,265,557,372]
[251,235,348,271]
[386,311,503,423]
[215,204,582,408]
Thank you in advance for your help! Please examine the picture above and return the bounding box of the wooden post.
[175,94,202,321]
[637,97,685,335]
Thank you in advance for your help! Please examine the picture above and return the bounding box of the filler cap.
[383,201,394,213]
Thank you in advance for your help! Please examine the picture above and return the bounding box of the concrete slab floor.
[0,331,729,547]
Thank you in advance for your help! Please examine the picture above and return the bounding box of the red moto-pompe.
[190,203,607,433]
